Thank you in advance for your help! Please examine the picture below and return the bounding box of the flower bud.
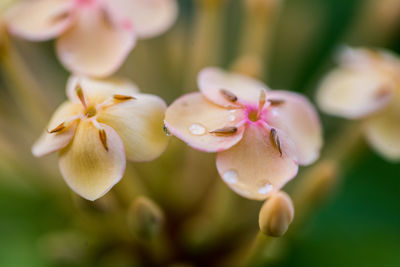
[127,196,164,240]
[258,191,294,237]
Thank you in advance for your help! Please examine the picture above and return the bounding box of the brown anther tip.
[219,89,238,102]
[268,99,285,106]
[51,11,69,23]
[48,122,65,133]
[113,94,136,101]
[270,128,282,157]
[375,86,392,100]
[99,129,108,151]
[210,126,238,136]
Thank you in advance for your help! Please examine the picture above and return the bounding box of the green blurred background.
[1,0,400,266]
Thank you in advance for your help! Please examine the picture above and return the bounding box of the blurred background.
[1,0,400,266]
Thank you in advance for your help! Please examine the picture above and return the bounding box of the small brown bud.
[259,191,294,237]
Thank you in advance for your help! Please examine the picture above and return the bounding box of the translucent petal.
[59,120,126,201]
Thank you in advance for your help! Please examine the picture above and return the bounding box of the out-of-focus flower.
[5,0,178,77]
[317,47,400,161]
[165,67,322,200]
[32,76,169,200]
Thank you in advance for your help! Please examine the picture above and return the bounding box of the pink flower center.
[75,0,98,7]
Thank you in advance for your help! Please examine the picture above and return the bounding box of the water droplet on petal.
[229,114,236,122]
[163,123,172,136]
[222,170,238,184]
[258,182,273,195]
[189,123,206,135]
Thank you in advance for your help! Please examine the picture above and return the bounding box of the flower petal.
[97,94,168,162]
[5,0,73,41]
[264,91,322,165]
[364,103,400,161]
[216,124,298,200]
[66,75,139,105]
[104,0,178,38]
[316,67,395,119]
[164,92,245,152]
[59,120,126,201]
[56,7,136,77]
[32,101,81,157]
[198,67,269,107]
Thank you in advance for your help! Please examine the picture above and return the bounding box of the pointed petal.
[104,0,178,38]
[164,92,245,152]
[316,67,395,119]
[56,7,136,77]
[66,75,139,105]
[197,67,269,107]
[97,94,168,162]
[264,91,322,165]
[32,101,81,157]
[364,103,400,161]
[59,120,126,201]
[216,124,298,200]
[5,0,73,41]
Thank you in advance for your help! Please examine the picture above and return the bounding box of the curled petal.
[104,0,178,38]
[59,120,126,201]
[198,67,269,107]
[56,7,136,77]
[364,103,400,161]
[66,75,139,105]
[32,101,81,157]
[97,94,168,162]
[264,91,322,165]
[165,92,245,152]
[5,0,73,41]
[216,124,298,200]
[316,67,395,119]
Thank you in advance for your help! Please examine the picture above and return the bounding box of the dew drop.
[229,114,236,122]
[222,170,238,184]
[258,182,273,195]
[189,123,206,135]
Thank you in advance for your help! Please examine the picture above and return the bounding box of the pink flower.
[164,67,322,200]
[5,0,178,77]
[32,76,169,200]
[317,47,400,161]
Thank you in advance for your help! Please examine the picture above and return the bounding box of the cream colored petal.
[364,103,400,161]
[59,120,126,201]
[164,92,245,153]
[66,75,139,105]
[56,7,136,77]
[198,67,269,107]
[264,91,322,165]
[216,124,298,200]
[104,0,178,38]
[5,0,73,41]
[97,94,168,162]
[32,101,81,157]
[316,67,395,119]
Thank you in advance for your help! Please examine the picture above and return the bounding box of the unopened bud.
[127,196,164,239]
[258,191,294,237]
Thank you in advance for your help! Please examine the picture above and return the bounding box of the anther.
[210,126,238,136]
[99,129,108,151]
[268,99,285,106]
[75,84,87,110]
[220,89,238,102]
[270,128,282,157]
[51,11,70,23]
[113,94,136,101]
[48,122,65,133]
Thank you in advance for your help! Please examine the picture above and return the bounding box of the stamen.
[99,129,108,151]
[113,94,136,101]
[75,84,87,110]
[220,89,238,102]
[268,99,285,106]
[48,122,65,133]
[375,86,392,100]
[270,128,282,157]
[257,90,266,118]
[210,126,238,136]
[51,11,70,23]
[101,7,114,28]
